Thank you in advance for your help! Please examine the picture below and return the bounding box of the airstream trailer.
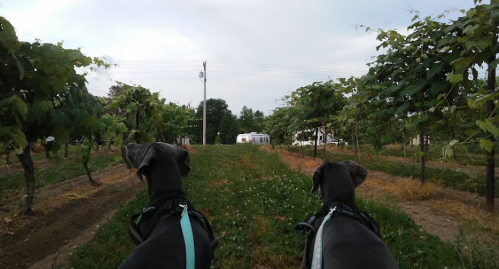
[236,132,270,145]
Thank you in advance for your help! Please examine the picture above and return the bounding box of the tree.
[253,110,266,133]
[194,98,229,144]
[158,102,192,144]
[0,16,109,214]
[219,111,240,144]
[264,106,295,148]
[363,13,462,183]
[106,82,157,167]
[239,106,255,133]
[445,0,499,212]
[284,81,347,158]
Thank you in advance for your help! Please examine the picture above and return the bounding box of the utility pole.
[202,60,207,145]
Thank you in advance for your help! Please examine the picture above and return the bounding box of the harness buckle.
[328,206,337,215]
[179,203,188,216]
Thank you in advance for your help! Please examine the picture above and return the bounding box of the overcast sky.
[2,0,478,116]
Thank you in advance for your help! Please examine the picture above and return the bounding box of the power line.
[93,69,332,80]
[115,64,201,67]
[208,70,330,80]
[114,59,203,64]
[209,60,366,74]
[111,59,366,75]
[108,70,200,74]
[208,66,360,76]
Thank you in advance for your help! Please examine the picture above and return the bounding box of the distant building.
[292,127,341,146]
[236,132,270,145]
[411,134,430,146]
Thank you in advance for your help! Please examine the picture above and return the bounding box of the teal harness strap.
[311,207,336,269]
[180,205,195,269]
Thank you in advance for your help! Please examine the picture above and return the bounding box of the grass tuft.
[386,179,437,200]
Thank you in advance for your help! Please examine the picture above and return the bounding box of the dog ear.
[176,147,192,177]
[310,160,329,195]
[311,172,321,195]
[136,144,155,181]
[346,160,368,187]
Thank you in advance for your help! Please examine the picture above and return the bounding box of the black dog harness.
[128,199,219,259]
[295,202,381,269]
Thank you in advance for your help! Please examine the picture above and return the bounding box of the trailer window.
[241,138,246,142]
[260,137,263,142]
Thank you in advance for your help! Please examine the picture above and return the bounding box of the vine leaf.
[479,139,493,153]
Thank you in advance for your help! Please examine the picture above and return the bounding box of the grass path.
[68,145,494,269]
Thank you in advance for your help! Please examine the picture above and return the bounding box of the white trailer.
[236,132,270,145]
[292,128,345,146]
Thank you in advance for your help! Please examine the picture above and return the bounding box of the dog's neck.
[322,194,358,211]
[144,163,188,206]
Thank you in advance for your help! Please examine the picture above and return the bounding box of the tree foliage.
[0,16,109,214]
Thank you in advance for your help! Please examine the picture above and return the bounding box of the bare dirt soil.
[265,146,498,243]
[0,165,145,269]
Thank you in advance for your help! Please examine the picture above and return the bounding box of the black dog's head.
[311,160,368,204]
[126,142,192,181]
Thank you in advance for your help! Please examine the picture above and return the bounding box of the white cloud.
[1,0,478,115]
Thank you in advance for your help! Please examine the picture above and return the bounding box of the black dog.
[119,142,218,269]
[297,160,398,269]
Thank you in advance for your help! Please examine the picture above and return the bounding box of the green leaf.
[479,139,493,153]
[14,96,28,118]
[466,9,477,18]
[103,130,116,140]
[446,73,463,85]
[471,93,499,107]
[476,119,499,136]
[10,126,28,149]
[115,122,127,134]
[400,84,423,96]
[411,113,429,125]
[395,103,410,116]
[451,57,473,72]
[38,100,53,112]
[427,63,444,80]
[429,80,449,96]
[0,126,10,136]
[113,137,123,147]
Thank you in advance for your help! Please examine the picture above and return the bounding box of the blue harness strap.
[180,204,195,269]
[311,207,336,269]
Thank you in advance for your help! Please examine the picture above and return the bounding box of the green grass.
[67,144,486,269]
[289,145,499,197]
[0,152,123,199]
